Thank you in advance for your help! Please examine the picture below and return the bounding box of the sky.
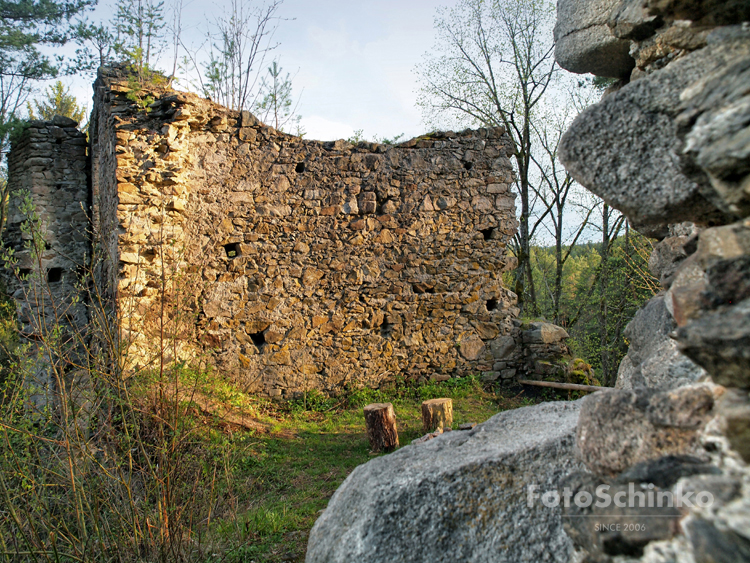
[61,0,462,142]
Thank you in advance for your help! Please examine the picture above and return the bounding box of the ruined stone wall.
[89,67,520,397]
[2,117,89,406]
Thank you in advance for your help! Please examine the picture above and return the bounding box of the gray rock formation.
[554,2,750,561]
[576,386,714,477]
[306,400,583,563]
[559,28,750,234]
[677,27,750,218]
[554,0,634,78]
[615,295,706,390]
[608,0,663,41]
[677,298,750,389]
[646,0,750,28]
[647,224,696,287]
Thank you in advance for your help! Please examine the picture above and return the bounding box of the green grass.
[0,364,543,563]
[187,376,538,562]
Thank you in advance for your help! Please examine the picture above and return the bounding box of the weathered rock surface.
[648,224,697,287]
[615,295,706,390]
[609,0,663,41]
[306,400,583,563]
[677,26,750,218]
[646,0,750,28]
[718,388,750,463]
[554,0,634,78]
[559,28,749,235]
[522,321,570,345]
[562,469,683,559]
[555,2,750,562]
[576,386,714,477]
[677,299,750,389]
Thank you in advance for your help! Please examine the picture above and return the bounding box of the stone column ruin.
[2,116,89,410]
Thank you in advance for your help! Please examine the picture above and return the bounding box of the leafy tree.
[26,79,87,126]
[70,18,116,73]
[112,0,166,80]
[253,60,300,133]
[0,0,95,157]
[527,227,658,385]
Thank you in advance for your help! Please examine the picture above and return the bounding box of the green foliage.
[113,0,166,78]
[579,75,619,91]
[293,375,485,414]
[0,283,18,392]
[345,129,406,146]
[70,18,116,73]
[253,60,302,134]
[525,231,658,383]
[0,0,95,155]
[26,79,87,125]
[346,128,365,144]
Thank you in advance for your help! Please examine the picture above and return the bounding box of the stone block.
[554,0,634,78]
[576,386,714,477]
[306,401,583,563]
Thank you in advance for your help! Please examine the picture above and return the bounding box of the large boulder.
[677,28,750,218]
[306,401,583,563]
[554,0,634,78]
[559,28,749,235]
[608,0,663,41]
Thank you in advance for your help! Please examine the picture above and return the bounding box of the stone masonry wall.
[89,67,520,398]
[2,117,89,407]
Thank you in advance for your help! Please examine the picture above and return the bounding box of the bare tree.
[113,0,167,78]
[416,0,557,315]
[529,99,599,323]
[203,0,284,111]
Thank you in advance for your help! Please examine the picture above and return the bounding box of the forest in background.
[520,230,657,386]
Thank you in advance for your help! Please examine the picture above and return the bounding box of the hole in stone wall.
[380,319,393,339]
[486,298,498,311]
[295,162,305,173]
[223,242,240,258]
[55,183,64,190]
[19,269,31,279]
[463,161,474,171]
[249,331,266,349]
[479,228,494,240]
[47,268,63,283]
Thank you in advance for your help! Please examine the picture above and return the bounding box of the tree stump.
[364,403,399,453]
[422,398,453,432]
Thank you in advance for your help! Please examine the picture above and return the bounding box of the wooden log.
[363,402,399,453]
[518,379,610,393]
[422,398,453,432]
